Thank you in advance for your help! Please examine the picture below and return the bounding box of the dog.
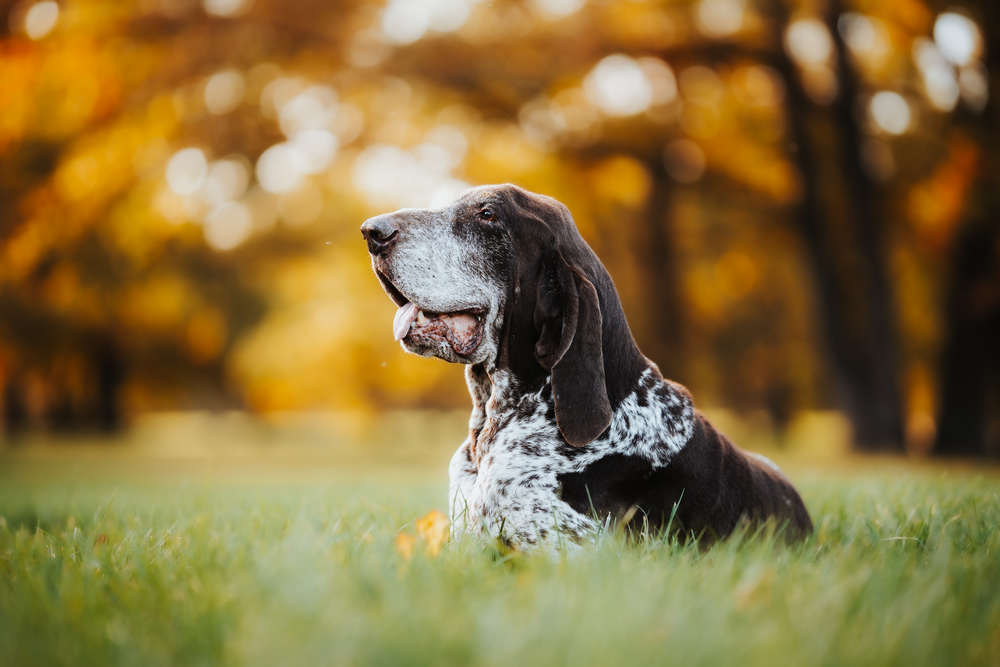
[361,184,813,551]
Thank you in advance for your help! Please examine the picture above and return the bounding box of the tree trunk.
[94,333,124,432]
[639,162,686,383]
[769,0,904,450]
[934,222,1000,456]
[934,4,1000,458]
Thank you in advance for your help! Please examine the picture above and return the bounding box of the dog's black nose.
[361,216,399,255]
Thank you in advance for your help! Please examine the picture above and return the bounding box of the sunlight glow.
[202,158,250,206]
[381,0,429,45]
[637,58,678,106]
[914,38,959,112]
[427,0,472,31]
[24,1,58,40]
[933,12,982,67]
[381,0,475,45]
[287,129,339,175]
[695,0,744,39]
[423,125,468,167]
[256,144,303,194]
[838,13,890,63]
[204,202,253,251]
[202,0,254,18]
[869,92,911,136]
[785,19,834,66]
[430,179,472,208]
[204,70,245,115]
[585,55,653,117]
[279,86,338,137]
[520,97,566,147]
[260,77,304,120]
[166,148,209,196]
[352,131,471,209]
[531,0,585,19]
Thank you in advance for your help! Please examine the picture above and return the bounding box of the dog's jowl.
[362,184,813,551]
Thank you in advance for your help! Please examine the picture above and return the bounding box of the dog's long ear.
[534,251,612,447]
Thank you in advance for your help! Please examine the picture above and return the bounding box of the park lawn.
[0,447,998,667]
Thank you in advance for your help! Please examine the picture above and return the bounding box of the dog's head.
[362,183,646,446]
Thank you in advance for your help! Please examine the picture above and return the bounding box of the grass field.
[1,412,999,667]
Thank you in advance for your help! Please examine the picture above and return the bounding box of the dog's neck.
[464,361,696,469]
[465,363,541,464]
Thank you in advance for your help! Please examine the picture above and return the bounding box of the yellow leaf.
[395,532,416,560]
[415,510,449,556]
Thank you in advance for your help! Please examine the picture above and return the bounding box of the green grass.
[1,447,999,666]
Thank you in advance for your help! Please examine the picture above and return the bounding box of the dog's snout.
[361,216,399,256]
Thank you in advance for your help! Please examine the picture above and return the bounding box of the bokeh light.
[519,97,566,147]
[204,201,254,250]
[381,0,429,45]
[288,130,339,175]
[256,144,304,194]
[166,148,209,196]
[380,0,475,45]
[352,139,470,209]
[1,0,996,464]
[204,70,246,115]
[202,158,250,206]
[914,38,960,112]
[933,12,982,67]
[637,58,678,106]
[531,0,586,19]
[785,19,834,66]
[869,92,912,136]
[202,0,254,18]
[279,86,338,137]
[785,17,838,105]
[695,0,744,39]
[584,55,653,117]
[838,13,890,64]
[23,1,58,40]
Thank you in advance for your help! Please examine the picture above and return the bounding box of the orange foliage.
[0,0,991,432]
[395,510,449,559]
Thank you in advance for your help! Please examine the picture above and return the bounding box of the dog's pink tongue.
[393,302,418,341]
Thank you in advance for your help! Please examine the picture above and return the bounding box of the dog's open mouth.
[393,302,484,356]
[376,270,484,357]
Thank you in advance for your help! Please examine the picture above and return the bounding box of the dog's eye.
[478,209,494,221]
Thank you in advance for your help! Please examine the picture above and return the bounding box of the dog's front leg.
[474,469,597,553]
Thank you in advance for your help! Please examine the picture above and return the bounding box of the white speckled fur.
[449,366,694,551]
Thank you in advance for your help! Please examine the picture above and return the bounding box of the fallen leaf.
[395,532,417,560]
[416,510,449,556]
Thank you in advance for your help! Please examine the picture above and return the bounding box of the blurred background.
[0,0,997,460]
